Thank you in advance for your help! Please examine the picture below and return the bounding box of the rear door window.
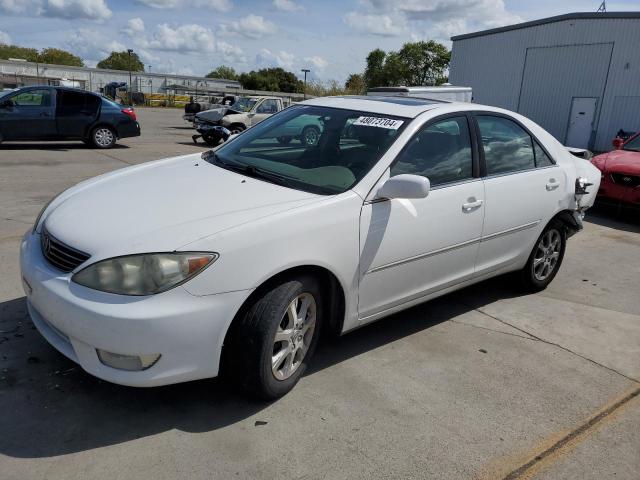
[476,116,536,175]
[58,90,99,116]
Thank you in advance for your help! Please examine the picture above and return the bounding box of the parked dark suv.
[0,86,140,149]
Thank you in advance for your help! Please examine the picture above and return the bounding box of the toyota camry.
[20,96,600,399]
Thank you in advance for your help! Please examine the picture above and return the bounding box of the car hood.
[594,150,640,174]
[196,106,242,122]
[44,153,321,260]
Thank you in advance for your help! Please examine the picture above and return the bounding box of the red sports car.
[591,133,640,207]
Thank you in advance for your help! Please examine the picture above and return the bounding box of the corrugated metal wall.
[450,17,640,151]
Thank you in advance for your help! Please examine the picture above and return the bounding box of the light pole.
[301,68,310,100]
[127,48,134,105]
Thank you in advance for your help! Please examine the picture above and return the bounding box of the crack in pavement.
[448,319,537,342]
[468,304,640,384]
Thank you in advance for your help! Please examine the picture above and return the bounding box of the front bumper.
[20,231,251,387]
[597,176,640,206]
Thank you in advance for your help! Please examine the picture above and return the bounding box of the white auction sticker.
[353,116,404,130]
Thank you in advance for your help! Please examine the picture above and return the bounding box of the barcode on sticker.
[353,117,404,130]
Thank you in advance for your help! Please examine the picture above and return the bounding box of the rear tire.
[226,276,323,400]
[300,126,320,146]
[90,126,116,149]
[520,220,566,292]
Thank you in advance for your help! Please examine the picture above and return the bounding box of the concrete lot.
[1,108,638,479]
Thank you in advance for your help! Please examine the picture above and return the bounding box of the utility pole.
[127,49,134,106]
[301,68,310,100]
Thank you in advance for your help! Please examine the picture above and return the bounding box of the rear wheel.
[521,220,566,292]
[226,276,322,400]
[229,124,246,135]
[300,126,320,146]
[277,136,292,145]
[90,126,116,149]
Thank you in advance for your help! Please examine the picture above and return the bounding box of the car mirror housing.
[377,174,431,200]
[0,99,14,108]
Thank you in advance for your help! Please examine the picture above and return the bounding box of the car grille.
[610,173,640,188]
[41,227,90,272]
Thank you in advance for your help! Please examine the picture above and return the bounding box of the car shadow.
[0,275,523,459]
[584,204,640,233]
[0,143,130,151]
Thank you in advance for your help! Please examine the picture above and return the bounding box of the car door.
[0,88,56,140]
[473,114,566,274]
[250,99,279,126]
[358,114,485,321]
[56,90,101,138]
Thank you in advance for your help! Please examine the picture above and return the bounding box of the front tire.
[521,220,566,292]
[90,126,117,149]
[300,126,320,146]
[227,276,322,400]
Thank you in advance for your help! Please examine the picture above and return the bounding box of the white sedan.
[20,96,600,399]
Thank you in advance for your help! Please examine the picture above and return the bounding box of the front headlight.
[72,252,218,296]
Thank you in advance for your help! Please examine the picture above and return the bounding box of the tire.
[277,136,292,145]
[229,124,246,135]
[300,126,320,146]
[521,220,566,292]
[226,275,323,400]
[90,126,117,149]
[203,135,221,146]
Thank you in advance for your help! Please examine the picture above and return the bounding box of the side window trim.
[388,112,480,188]
[471,111,557,178]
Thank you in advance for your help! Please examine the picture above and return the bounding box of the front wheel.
[521,220,566,292]
[300,126,320,146]
[227,276,322,400]
[90,126,116,149]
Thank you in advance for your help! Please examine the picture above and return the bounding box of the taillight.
[121,107,137,121]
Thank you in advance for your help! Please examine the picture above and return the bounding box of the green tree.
[238,67,302,93]
[363,41,451,88]
[38,48,84,67]
[206,65,238,80]
[363,48,386,89]
[97,51,145,72]
[344,73,365,95]
[0,43,84,67]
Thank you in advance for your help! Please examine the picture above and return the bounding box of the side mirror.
[612,137,624,150]
[0,99,14,109]
[377,174,430,200]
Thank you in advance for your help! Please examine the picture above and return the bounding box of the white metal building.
[449,12,640,150]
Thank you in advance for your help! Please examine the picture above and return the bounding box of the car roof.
[301,95,463,118]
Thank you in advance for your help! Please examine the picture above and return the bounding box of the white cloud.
[122,17,145,36]
[304,56,328,70]
[149,23,216,52]
[67,28,125,62]
[343,12,406,37]
[273,0,302,12]
[220,14,277,39]
[256,48,296,69]
[217,40,246,63]
[0,0,112,20]
[346,0,521,41]
[135,0,232,12]
[0,30,10,44]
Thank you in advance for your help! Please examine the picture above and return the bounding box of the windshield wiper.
[206,152,292,187]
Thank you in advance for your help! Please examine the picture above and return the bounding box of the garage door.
[517,43,613,148]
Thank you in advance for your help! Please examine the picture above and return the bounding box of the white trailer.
[367,85,473,102]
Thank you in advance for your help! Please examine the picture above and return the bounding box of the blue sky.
[1,0,639,81]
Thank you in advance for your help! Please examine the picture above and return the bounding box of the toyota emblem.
[42,233,51,254]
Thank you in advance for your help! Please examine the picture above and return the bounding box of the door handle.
[40,112,51,117]
[462,199,483,212]
[546,179,559,191]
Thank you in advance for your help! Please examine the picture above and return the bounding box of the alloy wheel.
[533,229,561,281]
[94,128,114,147]
[271,292,316,381]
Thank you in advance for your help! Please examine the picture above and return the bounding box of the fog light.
[96,350,161,371]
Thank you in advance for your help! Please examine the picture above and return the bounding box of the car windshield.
[231,98,257,112]
[623,135,640,152]
[210,105,409,195]
[0,90,12,98]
